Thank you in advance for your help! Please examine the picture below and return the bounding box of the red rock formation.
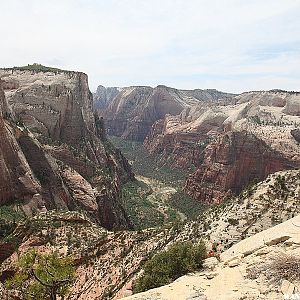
[0,68,134,230]
[0,81,42,207]
[98,85,232,141]
[184,131,298,204]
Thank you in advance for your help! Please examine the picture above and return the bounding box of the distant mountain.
[94,85,233,141]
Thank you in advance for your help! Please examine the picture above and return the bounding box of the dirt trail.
[136,175,187,221]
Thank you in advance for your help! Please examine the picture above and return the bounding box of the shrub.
[133,241,206,293]
[228,218,239,226]
[248,252,300,283]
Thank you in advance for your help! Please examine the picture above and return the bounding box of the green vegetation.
[109,136,187,185]
[227,218,239,226]
[169,189,207,219]
[134,241,206,293]
[5,250,75,300]
[0,203,26,240]
[121,180,180,229]
[2,63,72,74]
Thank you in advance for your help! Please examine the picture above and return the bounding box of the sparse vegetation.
[0,203,26,240]
[248,252,300,284]
[2,63,73,74]
[133,241,206,293]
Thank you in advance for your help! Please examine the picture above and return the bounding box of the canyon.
[0,66,299,300]
[97,86,300,204]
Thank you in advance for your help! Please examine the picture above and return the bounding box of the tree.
[5,250,75,300]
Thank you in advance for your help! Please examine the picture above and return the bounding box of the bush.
[134,241,206,293]
[248,252,300,283]
[228,218,239,226]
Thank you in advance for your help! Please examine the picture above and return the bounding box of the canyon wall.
[0,67,134,229]
[96,85,233,141]
[144,90,300,203]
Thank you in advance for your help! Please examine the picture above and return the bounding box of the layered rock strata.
[0,67,134,229]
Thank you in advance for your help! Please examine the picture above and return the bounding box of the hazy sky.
[1,0,300,93]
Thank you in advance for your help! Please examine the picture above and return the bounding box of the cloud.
[0,0,300,93]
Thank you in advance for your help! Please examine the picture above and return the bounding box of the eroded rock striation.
[96,85,233,141]
[145,90,300,203]
[0,67,134,229]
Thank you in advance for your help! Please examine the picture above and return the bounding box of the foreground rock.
[123,213,300,300]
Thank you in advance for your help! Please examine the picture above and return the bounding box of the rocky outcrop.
[0,67,134,229]
[0,210,176,300]
[184,131,297,204]
[98,85,233,141]
[291,129,300,143]
[93,85,121,109]
[176,169,300,251]
[123,214,300,300]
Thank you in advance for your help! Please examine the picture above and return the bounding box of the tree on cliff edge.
[5,250,75,300]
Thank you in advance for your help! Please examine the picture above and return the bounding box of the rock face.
[93,85,121,109]
[184,131,297,204]
[0,67,134,229]
[0,81,42,209]
[97,85,233,141]
[145,90,300,203]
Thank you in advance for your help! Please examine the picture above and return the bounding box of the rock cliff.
[96,85,233,141]
[145,90,300,203]
[184,131,296,204]
[93,85,121,109]
[0,80,42,210]
[0,66,134,229]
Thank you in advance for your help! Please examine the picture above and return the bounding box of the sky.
[1,0,300,93]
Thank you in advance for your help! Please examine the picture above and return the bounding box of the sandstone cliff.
[0,80,42,210]
[97,85,233,141]
[0,66,134,229]
[145,90,300,203]
[93,85,121,109]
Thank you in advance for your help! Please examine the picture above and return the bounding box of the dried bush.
[247,252,300,283]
